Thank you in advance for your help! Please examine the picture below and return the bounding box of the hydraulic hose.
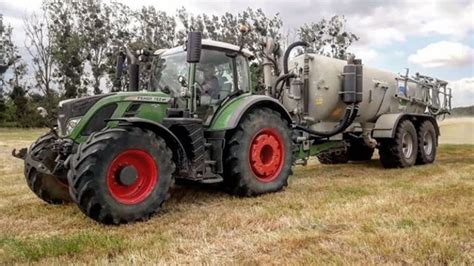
[294,105,359,137]
[272,73,296,98]
[283,41,309,87]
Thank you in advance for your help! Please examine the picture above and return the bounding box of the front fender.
[208,94,293,131]
[108,117,188,169]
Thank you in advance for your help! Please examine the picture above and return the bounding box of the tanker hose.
[283,41,309,87]
[272,73,296,98]
[294,105,359,137]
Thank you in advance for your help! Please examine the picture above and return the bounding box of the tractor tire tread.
[68,127,175,224]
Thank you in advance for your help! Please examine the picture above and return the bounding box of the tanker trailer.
[268,41,452,168]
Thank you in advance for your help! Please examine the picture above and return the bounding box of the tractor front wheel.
[224,108,293,196]
[67,127,175,224]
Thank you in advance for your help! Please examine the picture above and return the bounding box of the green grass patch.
[0,232,125,263]
[397,218,415,229]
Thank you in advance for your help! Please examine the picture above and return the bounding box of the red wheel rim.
[249,128,285,182]
[106,149,158,205]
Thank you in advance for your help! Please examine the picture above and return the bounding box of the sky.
[1,0,473,107]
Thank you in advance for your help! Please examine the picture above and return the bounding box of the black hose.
[294,105,359,137]
[275,77,287,99]
[283,41,309,86]
[272,73,296,98]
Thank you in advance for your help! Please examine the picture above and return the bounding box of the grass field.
[0,120,473,264]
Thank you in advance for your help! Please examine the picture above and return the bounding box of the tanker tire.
[24,132,71,204]
[317,148,349,164]
[224,108,293,196]
[347,140,374,161]
[379,120,418,168]
[67,127,175,224]
[416,120,437,165]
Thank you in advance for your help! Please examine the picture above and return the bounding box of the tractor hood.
[57,93,115,136]
[57,91,173,139]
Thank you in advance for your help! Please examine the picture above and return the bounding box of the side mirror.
[186,32,202,63]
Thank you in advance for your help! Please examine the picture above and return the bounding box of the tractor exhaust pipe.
[115,47,140,91]
[125,47,139,91]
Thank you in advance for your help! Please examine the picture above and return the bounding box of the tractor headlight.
[66,117,81,135]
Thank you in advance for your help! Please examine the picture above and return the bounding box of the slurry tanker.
[13,30,451,224]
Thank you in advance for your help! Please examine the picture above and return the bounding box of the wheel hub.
[423,131,433,155]
[106,149,158,205]
[249,129,284,182]
[118,166,138,186]
[402,132,414,158]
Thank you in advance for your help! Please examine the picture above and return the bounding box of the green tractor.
[14,31,449,224]
[14,32,300,224]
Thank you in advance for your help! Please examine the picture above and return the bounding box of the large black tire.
[317,147,349,164]
[378,120,418,168]
[347,139,374,161]
[416,120,437,165]
[224,108,293,196]
[67,127,175,224]
[24,133,71,204]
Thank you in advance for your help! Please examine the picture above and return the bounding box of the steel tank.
[282,54,425,124]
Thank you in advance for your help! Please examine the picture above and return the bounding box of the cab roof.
[156,39,254,59]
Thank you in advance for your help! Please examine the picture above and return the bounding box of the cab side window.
[236,56,250,92]
[196,50,234,102]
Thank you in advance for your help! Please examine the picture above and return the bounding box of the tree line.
[0,0,358,127]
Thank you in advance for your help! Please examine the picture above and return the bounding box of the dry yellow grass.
[0,127,473,264]
[438,117,474,144]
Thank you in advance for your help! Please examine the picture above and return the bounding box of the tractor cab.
[150,39,253,123]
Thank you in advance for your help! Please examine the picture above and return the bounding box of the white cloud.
[408,41,474,68]
[449,77,474,107]
[347,46,378,64]
[346,0,474,47]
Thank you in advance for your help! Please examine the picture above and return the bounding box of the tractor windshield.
[151,49,250,98]
[151,51,188,95]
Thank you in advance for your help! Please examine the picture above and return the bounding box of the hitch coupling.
[12,148,27,160]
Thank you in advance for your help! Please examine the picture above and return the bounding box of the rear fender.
[208,94,293,131]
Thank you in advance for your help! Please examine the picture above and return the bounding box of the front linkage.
[13,130,74,204]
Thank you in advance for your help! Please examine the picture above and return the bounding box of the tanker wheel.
[224,108,293,196]
[347,139,374,161]
[317,147,349,164]
[24,132,71,204]
[378,120,418,168]
[67,127,175,224]
[416,120,437,165]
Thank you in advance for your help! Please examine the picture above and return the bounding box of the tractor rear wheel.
[378,120,418,168]
[224,108,293,196]
[25,132,71,204]
[416,120,437,165]
[67,127,175,224]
